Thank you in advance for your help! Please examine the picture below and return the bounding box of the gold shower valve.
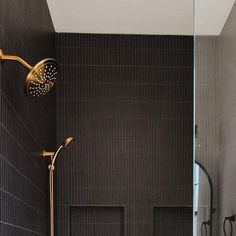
[41,150,55,158]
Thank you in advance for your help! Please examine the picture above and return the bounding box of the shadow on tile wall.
[0,0,56,235]
[55,34,193,236]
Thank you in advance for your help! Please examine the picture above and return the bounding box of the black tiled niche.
[0,0,56,236]
[55,34,193,236]
[70,206,124,236]
[154,207,193,236]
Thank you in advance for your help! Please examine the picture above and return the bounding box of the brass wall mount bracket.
[41,150,55,158]
[0,49,3,63]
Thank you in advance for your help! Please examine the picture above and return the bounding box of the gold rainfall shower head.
[0,49,59,97]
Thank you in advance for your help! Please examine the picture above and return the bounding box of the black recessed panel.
[154,207,193,236]
[70,206,124,236]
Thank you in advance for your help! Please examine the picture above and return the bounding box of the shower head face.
[25,59,59,97]
[61,137,75,149]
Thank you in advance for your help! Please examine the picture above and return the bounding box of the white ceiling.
[47,0,235,35]
[195,0,235,35]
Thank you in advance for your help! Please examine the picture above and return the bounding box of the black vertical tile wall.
[154,207,192,235]
[56,34,193,236]
[0,1,56,236]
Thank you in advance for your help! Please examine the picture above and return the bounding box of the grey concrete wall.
[195,36,220,236]
[219,2,236,235]
[195,3,236,236]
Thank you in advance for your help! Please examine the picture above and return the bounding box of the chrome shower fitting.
[0,49,59,97]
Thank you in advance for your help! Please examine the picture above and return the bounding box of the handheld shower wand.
[42,137,75,236]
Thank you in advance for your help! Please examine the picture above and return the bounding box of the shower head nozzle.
[61,137,75,149]
[0,49,59,98]
[26,59,59,97]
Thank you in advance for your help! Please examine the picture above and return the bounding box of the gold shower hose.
[49,164,55,236]
[42,137,75,236]
[42,146,63,236]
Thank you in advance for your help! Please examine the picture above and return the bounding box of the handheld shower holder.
[42,151,55,158]
[41,137,75,167]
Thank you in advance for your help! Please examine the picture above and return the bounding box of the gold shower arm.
[0,49,33,70]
